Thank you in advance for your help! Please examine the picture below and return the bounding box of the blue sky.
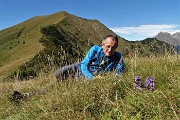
[1,0,180,41]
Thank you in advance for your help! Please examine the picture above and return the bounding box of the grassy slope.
[0,55,179,119]
[0,11,124,78]
[0,11,176,79]
[0,11,67,77]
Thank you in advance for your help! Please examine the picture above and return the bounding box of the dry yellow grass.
[0,55,179,119]
[0,70,56,94]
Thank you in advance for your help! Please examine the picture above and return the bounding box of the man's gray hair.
[102,34,119,48]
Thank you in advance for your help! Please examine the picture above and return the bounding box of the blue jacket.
[80,45,124,80]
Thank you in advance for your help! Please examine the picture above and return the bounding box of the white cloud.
[110,24,180,41]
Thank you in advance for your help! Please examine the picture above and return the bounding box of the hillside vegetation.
[0,11,68,77]
[0,10,179,120]
[0,54,179,119]
[0,11,177,80]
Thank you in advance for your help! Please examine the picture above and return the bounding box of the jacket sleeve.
[80,46,96,80]
[115,57,124,76]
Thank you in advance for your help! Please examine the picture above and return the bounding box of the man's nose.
[108,47,112,51]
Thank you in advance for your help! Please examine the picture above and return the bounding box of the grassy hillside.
[0,11,119,78]
[0,11,177,80]
[9,16,177,80]
[0,11,68,77]
[0,54,179,119]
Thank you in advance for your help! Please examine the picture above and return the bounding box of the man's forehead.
[104,39,116,44]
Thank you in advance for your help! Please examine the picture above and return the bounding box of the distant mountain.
[0,11,176,79]
[172,32,180,41]
[155,32,180,46]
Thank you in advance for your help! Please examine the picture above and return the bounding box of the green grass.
[0,11,68,77]
[0,54,179,120]
[0,10,176,81]
[0,11,179,119]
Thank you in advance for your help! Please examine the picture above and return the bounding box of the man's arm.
[115,57,124,77]
[115,53,124,76]
[80,46,96,80]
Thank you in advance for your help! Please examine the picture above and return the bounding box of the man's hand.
[93,75,102,80]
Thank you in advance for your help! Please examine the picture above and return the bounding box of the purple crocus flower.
[134,76,142,85]
[134,76,141,82]
[144,76,155,90]
[134,76,143,91]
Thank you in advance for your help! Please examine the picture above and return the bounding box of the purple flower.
[134,76,142,86]
[134,76,141,82]
[144,77,155,90]
[134,76,143,90]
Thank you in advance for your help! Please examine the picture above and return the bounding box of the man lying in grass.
[55,34,124,80]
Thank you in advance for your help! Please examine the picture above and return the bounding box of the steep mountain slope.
[0,11,68,76]
[0,11,176,79]
[0,11,127,78]
[155,32,180,46]
[172,32,180,41]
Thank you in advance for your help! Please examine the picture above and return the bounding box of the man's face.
[102,37,117,56]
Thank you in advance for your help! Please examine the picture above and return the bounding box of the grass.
[0,11,179,120]
[0,11,68,77]
[0,10,176,80]
[0,54,179,120]
[0,12,179,120]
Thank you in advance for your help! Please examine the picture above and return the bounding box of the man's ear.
[102,44,105,49]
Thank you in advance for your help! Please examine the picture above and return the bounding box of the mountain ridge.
[155,31,180,46]
[172,32,180,41]
[0,11,70,76]
[0,11,176,79]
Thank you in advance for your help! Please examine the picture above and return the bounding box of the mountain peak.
[156,31,171,36]
[155,32,180,46]
[172,32,180,41]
